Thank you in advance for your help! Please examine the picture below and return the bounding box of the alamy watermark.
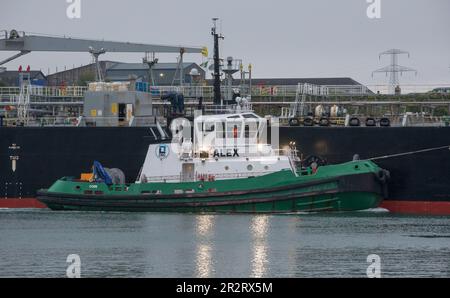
[366,254,381,278]
[366,0,381,19]
[64,253,381,278]
[66,0,81,19]
[67,0,379,20]
[66,254,81,278]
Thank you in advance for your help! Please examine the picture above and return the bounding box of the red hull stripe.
[380,201,450,216]
[0,198,47,209]
[1,198,450,215]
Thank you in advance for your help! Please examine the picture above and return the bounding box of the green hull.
[37,160,388,213]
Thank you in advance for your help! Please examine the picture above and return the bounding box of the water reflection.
[196,244,212,278]
[2,211,450,277]
[196,214,215,236]
[195,215,215,277]
[286,217,303,277]
[250,215,270,277]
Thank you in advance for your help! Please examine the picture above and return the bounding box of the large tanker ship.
[1,124,450,214]
[1,26,450,215]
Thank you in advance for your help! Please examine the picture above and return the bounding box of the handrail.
[277,115,448,127]
[141,170,278,183]
[0,86,87,98]
[202,104,253,114]
[0,115,157,127]
[1,84,450,101]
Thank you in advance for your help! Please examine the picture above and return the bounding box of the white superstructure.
[138,112,298,183]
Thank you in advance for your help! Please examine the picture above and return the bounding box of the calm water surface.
[0,209,449,277]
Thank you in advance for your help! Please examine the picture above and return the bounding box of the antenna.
[372,49,417,94]
[143,52,158,86]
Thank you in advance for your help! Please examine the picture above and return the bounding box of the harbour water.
[0,209,449,278]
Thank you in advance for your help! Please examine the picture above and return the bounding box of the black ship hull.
[279,126,450,215]
[1,126,450,214]
[0,127,163,205]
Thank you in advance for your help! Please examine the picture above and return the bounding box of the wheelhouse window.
[226,122,242,138]
[198,121,215,132]
[216,121,225,139]
[244,122,259,139]
[204,122,215,132]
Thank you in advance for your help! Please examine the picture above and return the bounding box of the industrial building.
[47,63,366,89]
[206,77,366,88]
[46,61,116,86]
[45,61,206,86]
[1,61,368,95]
[0,69,46,86]
[106,62,206,85]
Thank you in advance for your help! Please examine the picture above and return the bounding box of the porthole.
[264,165,269,170]
[225,166,229,171]
[247,164,253,171]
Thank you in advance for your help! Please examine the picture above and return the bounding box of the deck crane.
[0,29,204,122]
[0,29,203,80]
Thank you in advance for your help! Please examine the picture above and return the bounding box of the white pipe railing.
[142,170,277,183]
[1,84,450,101]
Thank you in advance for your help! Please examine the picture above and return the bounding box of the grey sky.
[1,0,449,87]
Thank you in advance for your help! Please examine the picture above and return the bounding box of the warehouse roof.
[206,77,364,86]
[107,62,199,71]
[0,70,46,79]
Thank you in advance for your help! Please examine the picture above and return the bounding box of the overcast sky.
[1,0,450,87]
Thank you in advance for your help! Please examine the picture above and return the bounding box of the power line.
[372,49,417,94]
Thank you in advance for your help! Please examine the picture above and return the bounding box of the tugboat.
[37,108,390,213]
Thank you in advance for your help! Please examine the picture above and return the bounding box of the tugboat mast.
[211,18,224,105]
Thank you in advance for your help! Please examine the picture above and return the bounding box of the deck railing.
[141,170,277,183]
[277,115,449,127]
[1,84,450,103]
[0,115,159,127]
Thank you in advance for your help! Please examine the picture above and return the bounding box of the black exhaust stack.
[211,18,224,105]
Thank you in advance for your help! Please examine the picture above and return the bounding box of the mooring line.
[368,145,450,161]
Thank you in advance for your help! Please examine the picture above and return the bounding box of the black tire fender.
[319,117,330,126]
[289,118,300,126]
[303,117,314,126]
[376,169,390,183]
[349,117,360,127]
